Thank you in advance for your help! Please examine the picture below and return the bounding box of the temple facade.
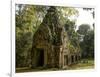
[31,6,81,69]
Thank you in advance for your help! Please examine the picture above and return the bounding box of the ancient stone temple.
[31,6,81,69]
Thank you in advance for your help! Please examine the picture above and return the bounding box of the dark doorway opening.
[71,55,74,63]
[64,55,68,65]
[75,55,77,61]
[36,48,44,67]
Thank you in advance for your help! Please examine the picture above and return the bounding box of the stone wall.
[31,6,81,69]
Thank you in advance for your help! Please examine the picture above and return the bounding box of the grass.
[66,59,94,70]
[16,59,94,73]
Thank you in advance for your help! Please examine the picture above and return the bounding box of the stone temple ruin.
[31,6,81,69]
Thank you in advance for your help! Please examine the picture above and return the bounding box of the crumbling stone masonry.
[31,6,81,69]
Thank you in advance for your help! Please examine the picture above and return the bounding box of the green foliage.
[64,19,75,31]
[57,7,79,25]
[77,24,94,59]
[64,19,80,53]
[64,19,79,47]
[67,42,75,53]
[16,4,47,67]
[77,24,90,35]
[82,30,94,58]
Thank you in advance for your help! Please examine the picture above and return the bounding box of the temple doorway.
[36,48,44,67]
